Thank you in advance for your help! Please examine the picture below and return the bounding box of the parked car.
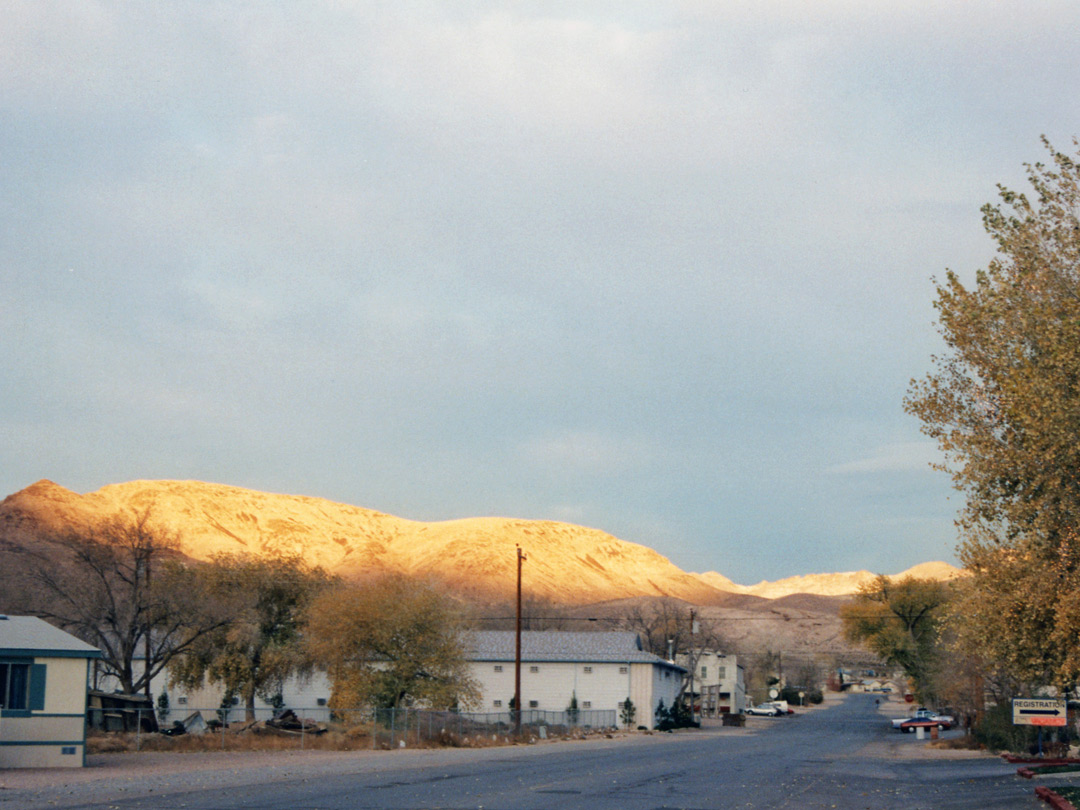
[892,708,955,731]
[746,703,785,717]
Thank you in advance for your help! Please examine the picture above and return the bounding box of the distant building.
[143,630,684,730]
[469,631,685,728]
[0,615,101,768]
[676,649,746,716]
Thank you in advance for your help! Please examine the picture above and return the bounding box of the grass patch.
[1028,764,1080,776]
[1051,785,1080,805]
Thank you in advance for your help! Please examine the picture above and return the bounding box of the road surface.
[3,693,1044,809]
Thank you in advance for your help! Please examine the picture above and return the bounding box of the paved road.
[8,694,1044,810]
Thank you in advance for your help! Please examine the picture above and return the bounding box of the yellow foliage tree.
[906,138,1080,689]
[305,577,480,713]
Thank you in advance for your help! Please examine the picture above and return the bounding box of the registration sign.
[1012,698,1067,727]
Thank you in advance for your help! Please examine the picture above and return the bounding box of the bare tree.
[23,510,230,696]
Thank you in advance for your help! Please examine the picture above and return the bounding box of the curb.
[1035,785,1075,810]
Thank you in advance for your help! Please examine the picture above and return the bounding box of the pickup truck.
[892,708,955,731]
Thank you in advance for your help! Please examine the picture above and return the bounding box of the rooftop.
[470,631,682,669]
[0,615,101,658]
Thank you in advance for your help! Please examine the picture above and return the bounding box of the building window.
[529,666,539,673]
[316,698,327,707]
[494,665,503,672]
[717,667,726,679]
[0,662,29,711]
[583,701,592,709]
[493,700,502,707]
[619,666,628,674]
[529,700,539,708]
[583,666,592,674]
[177,696,188,705]
[701,666,707,678]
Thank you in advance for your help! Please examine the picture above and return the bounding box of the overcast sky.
[3,2,1079,584]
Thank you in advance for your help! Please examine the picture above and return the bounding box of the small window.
[177,696,188,705]
[617,701,625,710]
[701,666,707,678]
[61,746,77,756]
[529,700,538,708]
[0,663,30,711]
[316,698,327,707]
[619,666,628,674]
[231,697,240,706]
[583,666,593,674]
[529,666,539,673]
[494,665,503,672]
[583,701,592,709]
[717,667,726,679]
[493,700,503,707]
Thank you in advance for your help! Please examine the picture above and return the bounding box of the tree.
[304,576,480,712]
[905,138,1080,688]
[20,510,229,696]
[839,575,951,701]
[566,691,580,725]
[170,553,332,720]
[620,697,637,728]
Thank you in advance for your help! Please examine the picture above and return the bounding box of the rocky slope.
[0,479,963,605]
[694,560,964,600]
[0,479,727,605]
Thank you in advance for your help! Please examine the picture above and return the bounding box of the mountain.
[693,560,965,599]
[0,479,727,606]
[0,479,963,606]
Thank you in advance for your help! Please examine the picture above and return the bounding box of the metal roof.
[0,615,101,658]
[469,631,682,669]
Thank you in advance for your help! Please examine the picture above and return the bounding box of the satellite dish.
[769,688,779,699]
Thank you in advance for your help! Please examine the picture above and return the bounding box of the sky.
[3,2,1080,585]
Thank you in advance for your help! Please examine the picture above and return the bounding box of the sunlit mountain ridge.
[0,479,961,604]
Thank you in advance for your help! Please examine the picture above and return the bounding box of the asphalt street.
[9,694,1045,810]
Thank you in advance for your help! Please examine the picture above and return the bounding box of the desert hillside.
[693,561,964,599]
[0,479,963,605]
[0,479,728,605]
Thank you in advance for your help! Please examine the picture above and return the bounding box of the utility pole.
[514,545,526,737]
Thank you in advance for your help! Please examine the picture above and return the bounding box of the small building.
[469,631,684,729]
[0,615,101,768]
[676,649,746,716]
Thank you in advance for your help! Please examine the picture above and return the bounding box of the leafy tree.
[905,138,1080,688]
[839,575,951,701]
[620,697,637,727]
[566,691,580,725]
[18,510,229,695]
[170,553,331,720]
[304,576,479,712]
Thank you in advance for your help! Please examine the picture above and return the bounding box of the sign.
[1012,698,1067,727]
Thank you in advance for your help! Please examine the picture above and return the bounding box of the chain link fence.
[91,706,618,752]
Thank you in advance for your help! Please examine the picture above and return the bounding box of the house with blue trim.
[0,615,101,768]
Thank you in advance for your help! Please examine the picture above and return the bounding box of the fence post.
[135,708,141,752]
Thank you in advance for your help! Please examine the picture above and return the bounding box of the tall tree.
[905,138,1080,688]
[305,576,479,712]
[170,553,332,720]
[840,575,951,701]
[21,510,228,696]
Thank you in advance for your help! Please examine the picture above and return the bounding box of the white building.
[469,631,684,729]
[144,630,684,730]
[0,615,101,768]
[676,650,746,716]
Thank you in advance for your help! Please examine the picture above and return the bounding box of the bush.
[780,686,822,706]
[974,703,1037,753]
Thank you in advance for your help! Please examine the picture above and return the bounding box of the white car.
[746,703,785,717]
